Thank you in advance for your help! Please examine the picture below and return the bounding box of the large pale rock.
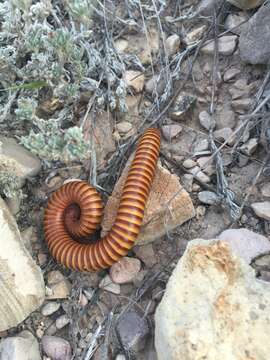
[155,239,270,360]
[239,3,270,64]
[101,160,195,245]
[0,330,41,360]
[0,197,45,331]
[0,136,41,187]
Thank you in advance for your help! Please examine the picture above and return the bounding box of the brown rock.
[84,112,115,170]
[109,257,141,284]
[101,160,195,245]
[124,70,145,94]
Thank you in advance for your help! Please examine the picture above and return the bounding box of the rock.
[199,110,215,130]
[155,238,270,360]
[196,156,215,176]
[41,336,71,360]
[182,159,196,169]
[193,139,209,153]
[0,197,45,331]
[116,121,132,134]
[0,330,41,360]
[123,70,145,94]
[46,271,71,300]
[109,257,141,284]
[133,244,157,268]
[114,39,128,53]
[197,0,224,16]
[223,67,241,82]
[239,3,270,64]
[240,138,258,156]
[214,127,235,146]
[55,314,70,330]
[261,183,270,198]
[165,34,181,56]
[189,166,211,184]
[115,355,126,360]
[182,174,194,193]
[145,74,166,96]
[116,309,150,354]
[218,228,270,264]
[170,93,196,121]
[254,254,270,268]
[117,30,159,65]
[5,197,21,216]
[84,112,115,170]
[198,191,220,205]
[99,275,121,294]
[224,12,248,35]
[232,98,253,113]
[251,202,270,221]
[185,26,207,46]
[201,35,238,56]
[41,302,61,316]
[101,161,195,245]
[229,78,251,100]
[0,136,41,187]
[161,125,182,141]
[216,108,236,129]
[227,0,263,10]
[37,252,47,267]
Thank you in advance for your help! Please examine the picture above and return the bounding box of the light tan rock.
[101,160,195,245]
[0,197,45,331]
[155,239,270,360]
[124,70,145,93]
[227,0,263,10]
[46,270,71,300]
[0,136,41,187]
[202,35,238,56]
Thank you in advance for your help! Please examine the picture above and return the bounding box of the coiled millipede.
[44,128,161,271]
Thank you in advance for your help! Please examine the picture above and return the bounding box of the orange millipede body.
[44,128,161,271]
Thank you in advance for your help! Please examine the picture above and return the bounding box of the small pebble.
[116,121,132,134]
[239,138,258,156]
[189,166,211,184]
[41,302,61,316]
[261,183,270,198]
[41,335,72,360]
[55,314,70,330]
[214,127,235,146]
[124,70,145,93]
[133,244,157,267]
[194,139,209,153]
[109,257,141,284]
[251,202,270,221]
[223,67,241,82]
[202,35,238,56]
[198,191,220,205]
[196,205,206,218]
[183,159,196,169]
[199,110,214,130]
[182,174,194,193]
[165,34,181,56]
[99,275,121,294]
[161,124,182,141]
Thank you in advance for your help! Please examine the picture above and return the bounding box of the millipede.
[44,128,161,272]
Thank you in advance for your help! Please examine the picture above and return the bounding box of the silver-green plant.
[0,0,136,166]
